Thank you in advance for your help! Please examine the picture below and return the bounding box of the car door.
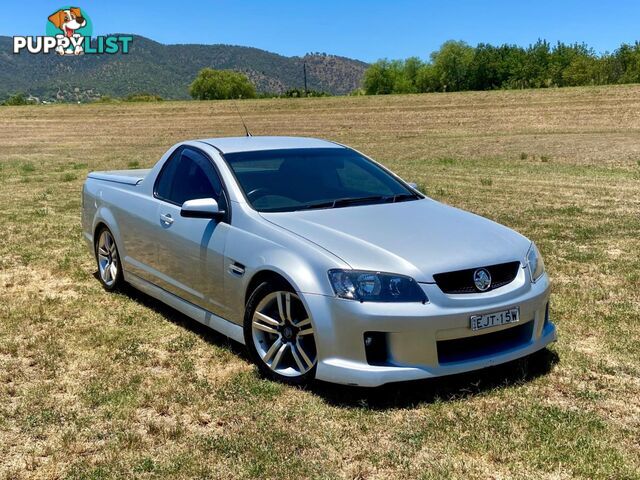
[152,146,231,317]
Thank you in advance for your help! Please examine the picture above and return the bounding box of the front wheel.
[244,282,317,385]
[95,227,123,291]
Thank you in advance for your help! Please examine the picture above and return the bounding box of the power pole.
[303,62,308,97]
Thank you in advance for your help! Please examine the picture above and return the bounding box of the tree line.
[362,40,640,94]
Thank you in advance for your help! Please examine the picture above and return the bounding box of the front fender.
[250,248,332,295]
[222,222,347,325]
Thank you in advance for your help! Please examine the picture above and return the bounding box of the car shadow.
[99,273,558,409]
[107,278,250,362]
[307,348,559,410]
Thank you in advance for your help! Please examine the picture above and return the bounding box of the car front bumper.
[301,267,556,387]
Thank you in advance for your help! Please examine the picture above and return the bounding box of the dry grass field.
[0,85,639,479]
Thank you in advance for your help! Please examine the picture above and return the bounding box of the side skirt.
[126,271,245,345]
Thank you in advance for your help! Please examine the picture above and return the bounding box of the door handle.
[160,213,174,225]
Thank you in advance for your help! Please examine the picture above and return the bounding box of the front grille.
[433,261,520,294]
[437,320,533,364]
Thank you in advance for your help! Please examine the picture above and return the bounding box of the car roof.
[196,136,343,154]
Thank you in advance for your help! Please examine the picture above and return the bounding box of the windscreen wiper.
[298,195,387,211]
[297,193,420,211]
[386,192,421,203]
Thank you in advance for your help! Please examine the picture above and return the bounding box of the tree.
[547,42,591,87]
[362,60,398,95]
[430,41,474,91]
[615,43,640,84]
[2,93,30,106]
[395,57,422,93]
[562,55,598,86]
[189,68,256,100]
[415,64,439,92]
[523,39,552,88]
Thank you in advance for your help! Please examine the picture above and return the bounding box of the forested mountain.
[0,35,368,101]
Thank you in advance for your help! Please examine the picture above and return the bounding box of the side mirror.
[407,182,422,192]
[180,198,225,219]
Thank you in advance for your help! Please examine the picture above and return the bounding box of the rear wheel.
[95,227,123,291]
[244,281,317,385]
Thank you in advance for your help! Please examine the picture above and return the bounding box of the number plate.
[470,307,520,331]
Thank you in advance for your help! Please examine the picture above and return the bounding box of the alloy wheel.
[251,291,317,377]
[97,229,119,287]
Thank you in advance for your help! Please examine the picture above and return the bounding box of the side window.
[155,148,227,209]
[155,148,181,201]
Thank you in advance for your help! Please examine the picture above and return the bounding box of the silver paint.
[82,136,557,386]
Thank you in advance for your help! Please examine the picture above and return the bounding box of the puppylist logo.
[13,6,132,55]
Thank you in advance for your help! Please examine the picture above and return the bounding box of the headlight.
[328,269,427,303]
[526,242,545,282]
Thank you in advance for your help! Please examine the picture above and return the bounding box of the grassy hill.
[0,35,368,101]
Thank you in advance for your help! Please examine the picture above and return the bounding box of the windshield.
[224,148,419,212]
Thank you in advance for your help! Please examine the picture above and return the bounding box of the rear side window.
[154,149,181,200]
[155,147,226,208]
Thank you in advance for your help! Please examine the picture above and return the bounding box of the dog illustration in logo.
[48,7,87,55]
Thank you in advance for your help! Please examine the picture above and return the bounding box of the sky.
[6,0,640,62]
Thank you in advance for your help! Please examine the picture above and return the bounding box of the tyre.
[95,226,124,291]
[244,281,317,385]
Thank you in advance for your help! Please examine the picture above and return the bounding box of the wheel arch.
[91,207,126,263]
[244,269,295,306]
[93,221,109,247]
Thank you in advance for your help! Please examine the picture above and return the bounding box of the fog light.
[364,332,388,366]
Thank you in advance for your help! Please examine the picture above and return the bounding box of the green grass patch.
[20,162,36,173]
[480,177,493,186]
